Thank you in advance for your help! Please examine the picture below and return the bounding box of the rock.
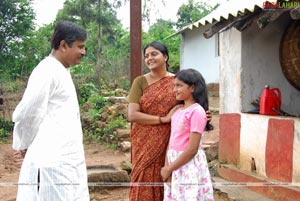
[203,142,218,162]
[115,129,130,138]
[82,102,93,112]
[120,141,131,152]
[120,160,132,175]
[208,159,219,177]
[96,121,106,129]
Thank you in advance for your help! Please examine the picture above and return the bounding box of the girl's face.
[173,78,194,101]
[144,46,167,71]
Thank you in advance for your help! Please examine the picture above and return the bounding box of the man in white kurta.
[12,21,90,200]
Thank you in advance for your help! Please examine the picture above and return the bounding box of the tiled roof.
[170,0,278,37]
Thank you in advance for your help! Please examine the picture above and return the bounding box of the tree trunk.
[95,0,103,86]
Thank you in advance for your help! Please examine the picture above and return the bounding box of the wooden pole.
[130,0,142,85]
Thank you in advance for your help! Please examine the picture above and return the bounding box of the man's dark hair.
[51,21,87,50]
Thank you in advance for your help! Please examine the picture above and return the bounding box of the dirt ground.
[0,84,224,200]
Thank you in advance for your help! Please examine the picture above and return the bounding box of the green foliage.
[93,115,127,142]
[103,116,127,136]
[120,79,131,91]
[110,142,119,150]
[88,108,100,121]
[100,23,131,87]
[0,0,35,52]
[78,83,98,104]
[176,0,215,29]
[79,85,128,145]
[28,24,54,61]
[83,104,127,144]
[55,0,131,87]
[71,59,96,82]
[88,93,108,111]
[81,91,108,125]
[0,77,25,94]
[0,118,13,143]
[0,0,35,79]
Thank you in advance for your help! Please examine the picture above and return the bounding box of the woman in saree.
[127,41,179,201]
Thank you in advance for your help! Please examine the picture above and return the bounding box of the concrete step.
[212,176,274,201]
[217,164,300,201]
[87,165,130,191]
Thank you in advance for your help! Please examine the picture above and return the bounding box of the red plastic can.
[259,85,281,115]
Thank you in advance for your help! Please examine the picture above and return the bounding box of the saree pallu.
[129,76,177,201]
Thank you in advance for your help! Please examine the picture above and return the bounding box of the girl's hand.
[161,166,172,181]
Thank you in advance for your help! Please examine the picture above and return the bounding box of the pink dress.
[164,103,214,201]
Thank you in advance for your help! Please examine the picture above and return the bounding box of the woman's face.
[144,46,167,71]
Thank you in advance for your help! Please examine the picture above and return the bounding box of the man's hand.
[13,150,27,167]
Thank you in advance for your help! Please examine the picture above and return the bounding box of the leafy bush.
[120,79,130,91]
[102,115,127,138]
[88,93,108,110]
[0,118,13,143]
[84,115,127,143]
[78,83,98,104]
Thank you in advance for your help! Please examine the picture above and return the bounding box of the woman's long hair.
[175,69,214,131]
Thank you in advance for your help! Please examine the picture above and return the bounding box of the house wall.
[219,11,300,189]
[220,12,300,115]
[241,12,300,115]
[180,27,219,83]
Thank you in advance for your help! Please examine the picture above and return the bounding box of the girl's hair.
[175,69,214,131]
[51,20,87,50]
[143,41,170,70]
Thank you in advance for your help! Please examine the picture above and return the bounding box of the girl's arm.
[161,132,201,181]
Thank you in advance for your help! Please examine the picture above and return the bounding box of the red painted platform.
[266,118,294,182]
[218,164,300,201]
[219,113,241,165]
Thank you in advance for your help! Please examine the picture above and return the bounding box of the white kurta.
[12,56,90,201]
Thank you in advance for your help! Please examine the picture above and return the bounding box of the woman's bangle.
[159,116,163,124]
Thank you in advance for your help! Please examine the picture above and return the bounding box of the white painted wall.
[240,113,300,183]
[219,28,242,114]
[180,26,219,84]
[218,11,300,183]
[240,114,269,176]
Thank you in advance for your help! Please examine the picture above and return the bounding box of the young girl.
[161,69,214,201]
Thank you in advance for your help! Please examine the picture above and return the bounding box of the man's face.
[64,40,86,67]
